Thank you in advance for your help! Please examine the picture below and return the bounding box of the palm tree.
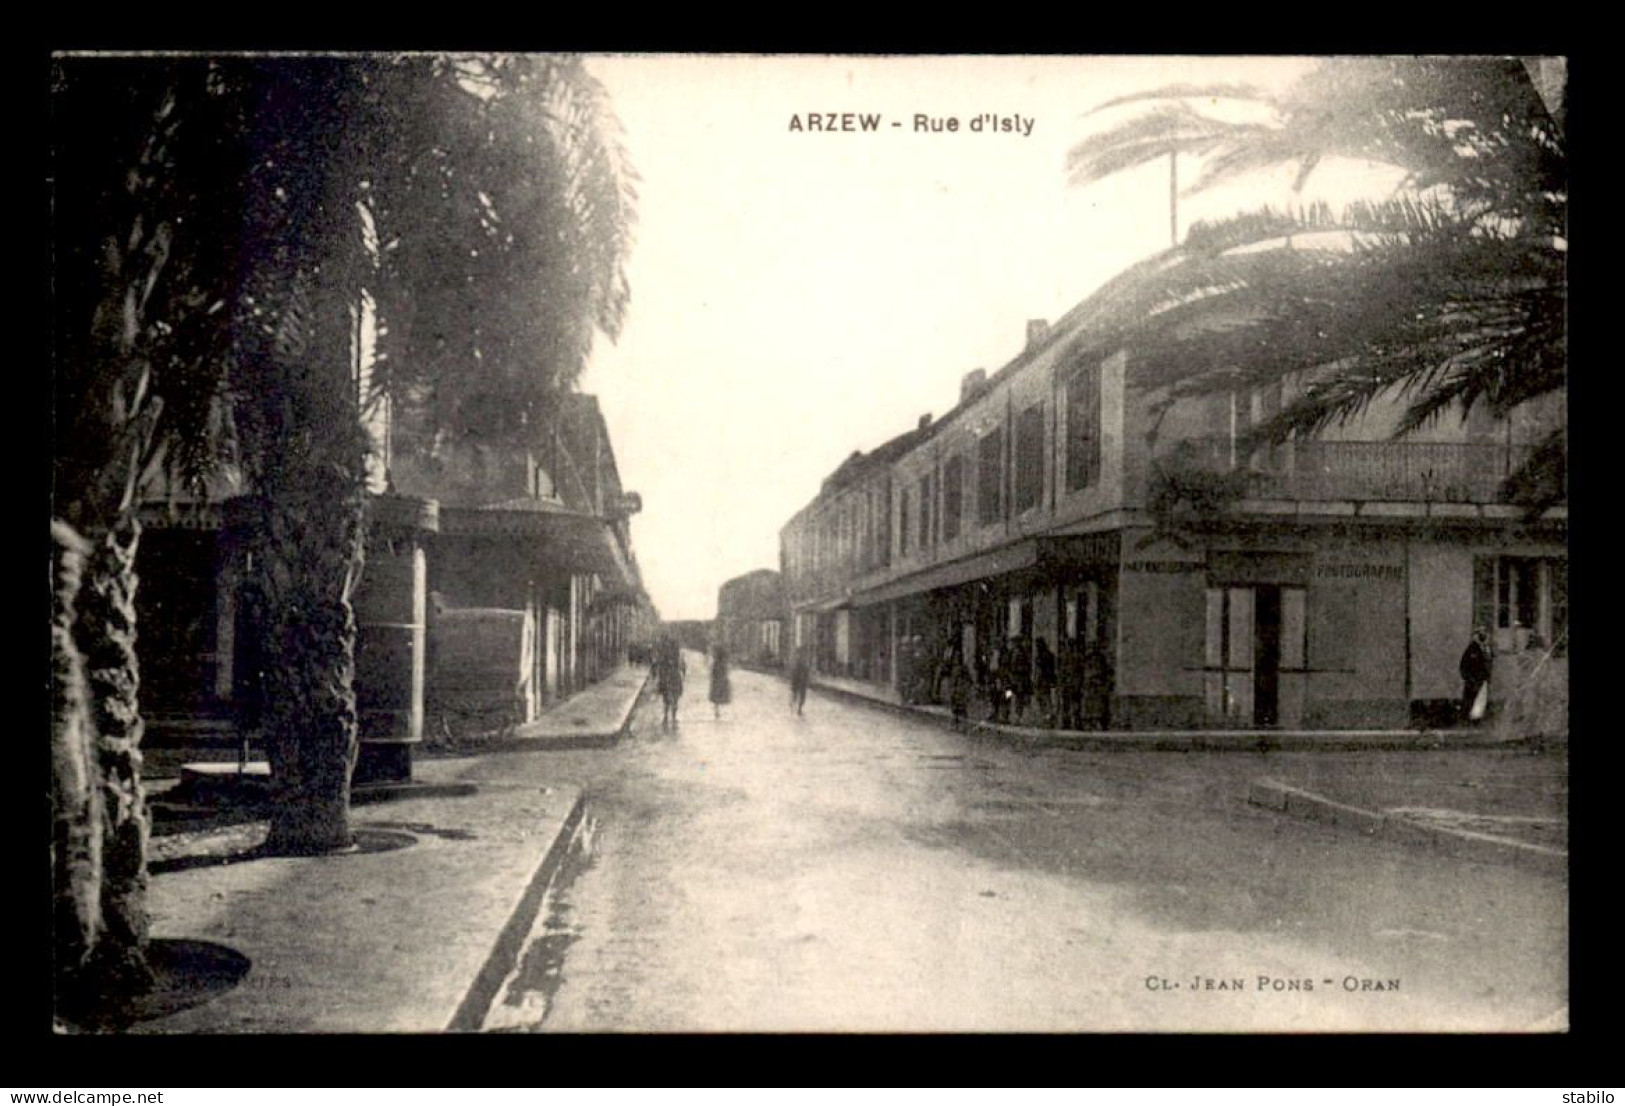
[51,56,245,1014]
[1064,57,1566,504]
[225,54,637,854]
[49,52,638,1021]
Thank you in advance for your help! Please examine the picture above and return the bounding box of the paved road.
[481,652,1567,1032]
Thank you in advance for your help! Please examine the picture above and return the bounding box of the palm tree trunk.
[254,479,367,854]
[249,272,371,856]
[77,518,154,988]
[51,520,103,1015]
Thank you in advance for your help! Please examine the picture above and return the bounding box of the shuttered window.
[1066,366,1101,491]
[978,429,1004,527]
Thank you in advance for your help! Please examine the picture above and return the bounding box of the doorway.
[1205,584,1305,727]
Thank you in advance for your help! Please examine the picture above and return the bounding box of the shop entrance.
[1205,584,1305,727]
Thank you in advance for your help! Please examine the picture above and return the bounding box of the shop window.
[1015,403,1045,512]
[978,428,1004,526]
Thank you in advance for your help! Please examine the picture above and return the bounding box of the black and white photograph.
[47,52,1568,1036]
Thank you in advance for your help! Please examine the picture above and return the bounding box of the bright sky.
[579,55,1401,620]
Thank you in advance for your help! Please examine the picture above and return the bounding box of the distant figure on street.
[1008,634,1033,725]
[946,649,973,725]
[709,642,732,719]
[934,642,958,706]
[789,649,811,715]
[1082,639,1113,731]
[655,635,686,728]
[985,642,1010,723]
[1459,626,1493,725]
[1034,637,1057,728]
[1059,637,1085,730]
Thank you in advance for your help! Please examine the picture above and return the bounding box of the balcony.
[1172,439,1537,504]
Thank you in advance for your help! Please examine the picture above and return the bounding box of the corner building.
[780,249,1566,730]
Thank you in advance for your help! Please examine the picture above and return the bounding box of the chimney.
[917,413,933,431]
[1026,318,1050,349]
[960,369,987,404]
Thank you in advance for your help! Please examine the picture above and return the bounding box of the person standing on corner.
[1009,633,1033,725]
[710,641,732,720]
[947,648,972,726]
[1459,626,1493,726]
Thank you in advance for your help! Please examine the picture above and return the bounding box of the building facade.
[779,254,1566,731]
[136,388,653,779]
[716,569,789,668]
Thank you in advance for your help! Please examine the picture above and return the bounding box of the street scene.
[48,54,1567,1038]
[484,654,1566,1033]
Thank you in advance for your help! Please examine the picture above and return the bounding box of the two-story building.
[715,569,789,669]
[136,387,654,780]
[780,245,1566,730]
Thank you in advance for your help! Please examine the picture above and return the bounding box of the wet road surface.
[481,652,1566,1032]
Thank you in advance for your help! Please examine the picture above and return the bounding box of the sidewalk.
[122,665,648,1034]
[808,672,1543,751]
[808,670,1568,874]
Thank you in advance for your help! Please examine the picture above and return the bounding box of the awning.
[438,503,636,586]
[852,540,1041,607]
[797,593,854,615]
[847,531,1123,608]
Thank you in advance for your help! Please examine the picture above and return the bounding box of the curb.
[446,790,589,1032]
[808,678,1552,752]
[1247,778,1567,876]
[445,674,652,754]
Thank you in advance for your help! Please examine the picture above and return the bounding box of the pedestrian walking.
[1459,626,1493,725]
[789,649,811,715]
[655,635,686,728]
[709,641,732,720]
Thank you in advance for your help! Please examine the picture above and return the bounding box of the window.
[1474,555,1568,654]
[943,454,964,541]
[1066,366,1101,491]
[898,488,911,556]
[919,473,933,549]
[978,428,1004,527]
[1015,404,1045,512]
[878,483,892,566]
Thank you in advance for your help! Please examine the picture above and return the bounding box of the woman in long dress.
[709,642,732,719]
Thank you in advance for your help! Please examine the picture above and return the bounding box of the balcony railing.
[1173,439,1536,504]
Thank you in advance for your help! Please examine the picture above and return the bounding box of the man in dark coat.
[1459,627,1493,724]
[1034,637,1057,727]
[1008,634,1033,725]
[1083,639,1112,730]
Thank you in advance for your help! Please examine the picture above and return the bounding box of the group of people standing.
[896,632,1112,730]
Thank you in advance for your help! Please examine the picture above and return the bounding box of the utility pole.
[1169,147,1179,248]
